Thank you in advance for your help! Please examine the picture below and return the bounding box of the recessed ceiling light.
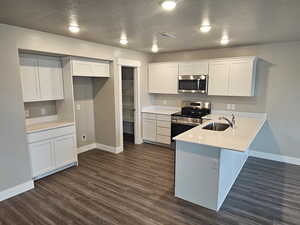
[161,0,177,11]
[152,44,159,53]
[120,37,128,45]
[200,25,212,33]
[220,37,229,45]
[69,25,80,33]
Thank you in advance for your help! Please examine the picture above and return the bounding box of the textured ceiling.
[1,0,300,53]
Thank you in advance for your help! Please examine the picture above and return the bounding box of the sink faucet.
[219,114,235,128]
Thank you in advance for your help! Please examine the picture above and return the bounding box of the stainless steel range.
[171,101,211,148]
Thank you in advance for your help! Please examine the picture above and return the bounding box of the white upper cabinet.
[148,63,178,94]
[71,58,110,77]
[208,57,257,96]
[19,54,40,102]
[38,56,64,100]
[228,58,256,96]
[179,61,209,75]
[19,54,64,102]
[208,60,231,96]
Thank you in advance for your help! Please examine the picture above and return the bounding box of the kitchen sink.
[202,122,230,131]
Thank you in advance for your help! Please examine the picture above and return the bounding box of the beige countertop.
[142,106,180,115]
[26,121,75,134]
[173,113,266,152]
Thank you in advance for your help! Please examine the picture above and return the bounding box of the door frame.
[116,58,142,149]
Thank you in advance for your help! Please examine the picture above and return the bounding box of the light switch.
[226,104,231,110]
[41,108,46,115]
[25,110,30,118]
[76,104,81,110]
[231,104,236,111]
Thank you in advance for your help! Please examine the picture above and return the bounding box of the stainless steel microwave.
[178,75,208,93]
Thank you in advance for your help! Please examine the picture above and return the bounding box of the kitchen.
[1,0,300,224]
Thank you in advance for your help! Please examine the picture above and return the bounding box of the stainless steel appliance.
[178,75,208,93]
[171,101,211,148]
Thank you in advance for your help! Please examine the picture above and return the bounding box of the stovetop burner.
[171,101,211,125]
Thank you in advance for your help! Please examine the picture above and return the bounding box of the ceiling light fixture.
[152,44,159,53]
[161,0,177,11]
[200,25,212,33]
[120,37,128,45]
[69,24,80,33]
[220,37,229,45]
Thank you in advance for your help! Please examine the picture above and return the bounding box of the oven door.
[171,122,198,149]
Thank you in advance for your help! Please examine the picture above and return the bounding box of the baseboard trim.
[96,143,123,154]
[77,143,97,154]
[249,150,300,166]
[0,180,34,202]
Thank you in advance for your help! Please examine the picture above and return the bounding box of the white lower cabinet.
[142,113,171,145]
[53,135,76,168]
[28,125,77,180]
[142,118,156,142]
[29,140,53,177]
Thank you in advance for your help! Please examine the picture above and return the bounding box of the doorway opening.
[122,66,135,145]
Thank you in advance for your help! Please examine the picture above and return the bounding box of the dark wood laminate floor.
[1,142,300,225]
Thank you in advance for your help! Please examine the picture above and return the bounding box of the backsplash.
[24,101,57,118]
[150,93,266,113]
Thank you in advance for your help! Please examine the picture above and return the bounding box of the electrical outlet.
[231,104,236,111]
[82,135,87,142]
[76,104,81,110]
[25,110,30,118]
[163,100,167,105]
[41,108,46,115]
[226,104,232,110]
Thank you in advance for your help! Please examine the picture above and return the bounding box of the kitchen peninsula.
[173,113,266,211]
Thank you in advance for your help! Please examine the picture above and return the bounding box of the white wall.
[0,23,151,193]
[151,42,300,159]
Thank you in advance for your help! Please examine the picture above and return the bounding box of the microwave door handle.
[197,79,200,90]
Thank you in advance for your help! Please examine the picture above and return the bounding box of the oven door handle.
[171,121,200,127]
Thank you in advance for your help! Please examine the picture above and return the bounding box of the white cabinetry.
[19,54,64,102]
[20,55,40,102]
[208,60,230,96]
[38,56,64,100]
[148,63,178,94]
[27,125,77,179]
[29,140,53,177]
[71,58,110,77]
[142,113,171,145]
[208,57,257,96]
[179,61,208,75]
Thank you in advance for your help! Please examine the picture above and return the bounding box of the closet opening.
[121,66,135,145]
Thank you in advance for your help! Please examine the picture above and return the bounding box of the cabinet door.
[53,135,76,168]
[208,61,230,96]
[148,63,178,94]
[72,60,93,76]
[142,118,156,142]
[179,61,208,75]
[228,60,254,96]
[29,140,54,177]
[19,54,40,102]
[38,56,64,100]
[92,62,110,77]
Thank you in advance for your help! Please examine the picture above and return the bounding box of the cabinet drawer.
[157,120,171,128]
[156,135,171,145]
[143,113,156,120]
[157,127,170,136]
[156,114,171,122]
[27,125,75,143]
